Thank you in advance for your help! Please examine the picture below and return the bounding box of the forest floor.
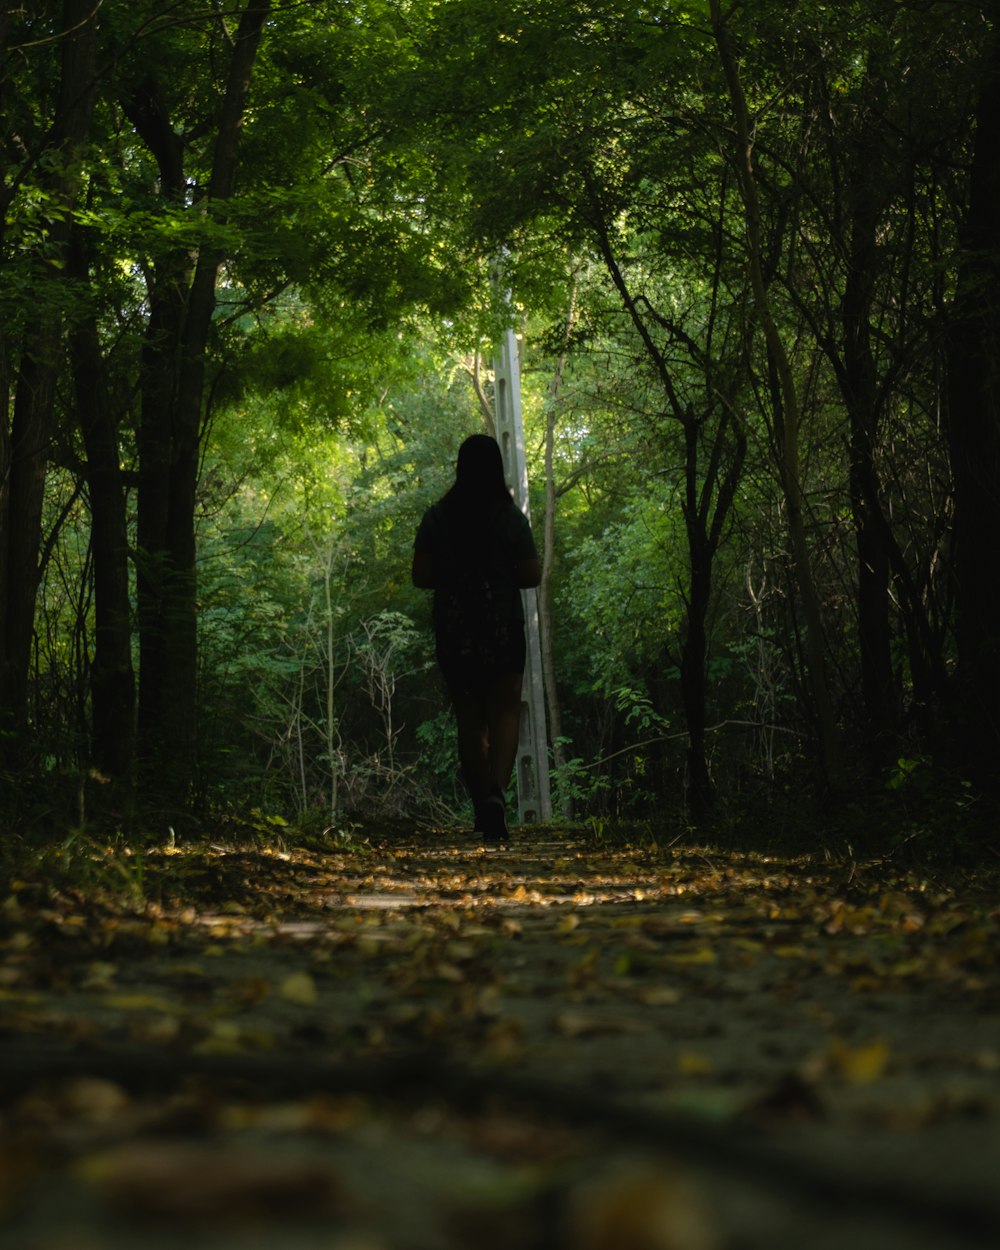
[0,824,998,1250]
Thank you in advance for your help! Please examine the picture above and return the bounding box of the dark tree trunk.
[680,412,712,816]
[680,542,712,814]
[587,158,747,820]
[0,0,96,762]
[0,341,9,734]
[712,0,843,791]
[3,327,59,748]
[680,406,746,820]
[69,233,135,779]
[946,29,1000,787]
[842,155,897,762]
[129,1,271,805]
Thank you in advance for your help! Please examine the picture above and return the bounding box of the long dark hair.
[444,434,512,517]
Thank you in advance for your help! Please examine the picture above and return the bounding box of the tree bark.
[130,1,271,804]
[585,164,746,818]
[539,277,577,817]
[711,0,843,791]
[680,410,713,816]
[69,230,135,779]
[0,0,96,761]
[945,24,1000,786]
[841,118,897,762]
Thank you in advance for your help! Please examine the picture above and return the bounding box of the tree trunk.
[711,0,843,791]
[586,163,746,819]
[679,401,746,819]
[680,417,713,817]
[0,0,96,762]
[945,25,1000,787]
[69,232,135,779]
[3,326,59,747]
[128,75,188,782]
[131,0,272,806]
[841,140,897,762]
[539,278,576,817]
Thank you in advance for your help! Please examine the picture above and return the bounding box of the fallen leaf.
[555,1011,648,1039]
[638,986,681,1007]
[278,971,317,1006]
[829,1037,891,1086]
[676,1051,714,1076]
[102,992,179,1012]
[662,947,716,967]
[75,1141,344,1220]
[566,1162,720,1250]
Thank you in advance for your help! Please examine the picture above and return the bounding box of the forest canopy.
[2,0,999,840]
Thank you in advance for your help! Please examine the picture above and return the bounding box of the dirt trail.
[1,830,998,1249]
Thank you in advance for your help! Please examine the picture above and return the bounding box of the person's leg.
[485,670,523,795]
[450,689,490,804]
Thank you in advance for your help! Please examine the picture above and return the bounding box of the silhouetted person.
[413,434,541,842]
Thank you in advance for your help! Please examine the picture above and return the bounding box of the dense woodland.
[2,0,1000,840]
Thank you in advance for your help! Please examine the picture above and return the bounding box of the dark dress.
[414,497,538,695]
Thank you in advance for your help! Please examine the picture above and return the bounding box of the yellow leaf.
[485,1017,524,1061]
[193,1020,246,1056]
[663,947,716,966]
[0,989,43,1005]
[885,957,926,978]
[102,993,178,1012]
[278,972,317,1006]
[172,962,207,978]
[85,961,118,979]
[676,1051,714,1076]
[566,1162,718,1250]
[639,986,681,1007]
[63,1078,129,1122]
[131,1015,182,1046]
[555,1011,616,1038]
[432,962,465,983]
[830,1037,891,1085]
[445,940,476,962]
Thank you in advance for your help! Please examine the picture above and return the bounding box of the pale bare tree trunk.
[711,0,843,789]
[323,543,341,822]
[468,350,496,437]
[539,275,578,817]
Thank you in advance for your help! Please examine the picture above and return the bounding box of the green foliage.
[4,0,997,835]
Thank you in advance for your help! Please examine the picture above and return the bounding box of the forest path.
[1,828,998,1249]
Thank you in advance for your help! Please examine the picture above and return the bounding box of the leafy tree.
[1,0,98,767]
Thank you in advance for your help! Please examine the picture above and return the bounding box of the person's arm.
[412,548,435,588]
[511,508,541,587]
[516,556,541,588]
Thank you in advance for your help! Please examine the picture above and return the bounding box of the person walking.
[412,434,541,843]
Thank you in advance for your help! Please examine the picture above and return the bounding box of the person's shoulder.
[415,499,446,545]
[504,503,532,533]
[420,499,448,527]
